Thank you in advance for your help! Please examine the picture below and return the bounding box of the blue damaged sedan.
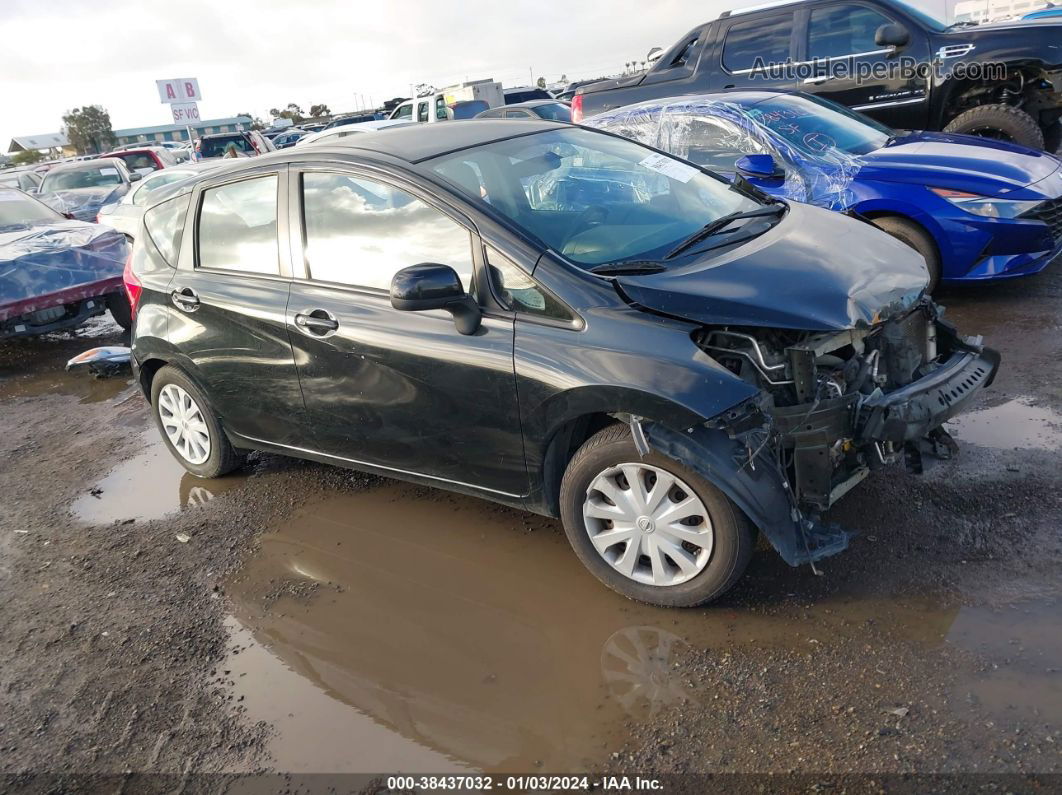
[586,91,1062,289]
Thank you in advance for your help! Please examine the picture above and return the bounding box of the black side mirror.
[875,23,910,48]
[128,172,143,182]
[390,263,481,335]
[735,154,784,180]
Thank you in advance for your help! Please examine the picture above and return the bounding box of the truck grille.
[1021,196,1062,244]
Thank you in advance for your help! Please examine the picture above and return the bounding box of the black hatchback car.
[126,120,998,606]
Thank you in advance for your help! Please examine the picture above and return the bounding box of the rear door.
[284,164,527,497]
[798,1,931,129]
[712,10,802,91]
[169,165,306,445]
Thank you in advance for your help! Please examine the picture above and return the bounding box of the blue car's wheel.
[871,216,941,293]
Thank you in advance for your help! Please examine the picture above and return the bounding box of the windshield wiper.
[588,260,668,276]
[665,204,785,260]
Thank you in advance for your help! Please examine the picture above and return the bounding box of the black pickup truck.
[573,0,1062,151]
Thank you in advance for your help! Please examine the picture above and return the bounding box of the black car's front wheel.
[151,366,244,478]
[559,425,754,607]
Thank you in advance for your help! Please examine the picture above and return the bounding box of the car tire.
[943,104,1045,150]
[559,424,755,607]
[1043,119,1062,154]
[150,365,245,478]
[106,292,132,332]
[871,216,941,293]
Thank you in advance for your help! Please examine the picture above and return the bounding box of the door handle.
[803,76,834,85]
[293,309,339,337]
[170,287,200,312]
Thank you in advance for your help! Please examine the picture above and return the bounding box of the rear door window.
[417,101,429,123]
[197,175,280,275]
[722,12,794,72]
[393,104,413,121]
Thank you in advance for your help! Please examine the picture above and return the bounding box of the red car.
[0,188,130,338]
[104,146,180,175]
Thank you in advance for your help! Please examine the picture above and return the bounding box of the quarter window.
[417,101,429,123]
[301,172,473,291]
[197,175,279,275]
[487,247,571,320]
[144,194,190,267]
[808,5,893,59]
[722,13,794,72]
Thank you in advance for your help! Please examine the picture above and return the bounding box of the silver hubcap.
[583,463,713,587]
[158,384,211,465]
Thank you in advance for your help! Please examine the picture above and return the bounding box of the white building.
[952,0,1050,22]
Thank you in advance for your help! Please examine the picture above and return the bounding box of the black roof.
[325,119,560,163]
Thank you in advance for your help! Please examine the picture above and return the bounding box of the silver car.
[97,161,221,240]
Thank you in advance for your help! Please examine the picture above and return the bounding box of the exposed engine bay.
[692,299,1000,513]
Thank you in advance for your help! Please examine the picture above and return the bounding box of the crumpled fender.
[643,420,850,567]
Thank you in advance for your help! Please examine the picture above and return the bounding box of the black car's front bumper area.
[859,346,1001,443]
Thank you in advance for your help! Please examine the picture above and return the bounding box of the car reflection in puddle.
[222,483,979,773]
[72,432,249,524]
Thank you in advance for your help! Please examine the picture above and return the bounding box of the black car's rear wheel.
[559,425,754,607]
[151,366,244,478]
[943,104,1045,151]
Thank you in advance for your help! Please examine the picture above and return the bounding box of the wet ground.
[1,268,1061,787]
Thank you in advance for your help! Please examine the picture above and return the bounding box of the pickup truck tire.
[871,216,941,292]
[943,104,1045,150]
[559,424,755,607]
[106,292,132,332]
[1043,120,1062,154]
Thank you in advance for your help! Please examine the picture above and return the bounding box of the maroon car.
[0,189,130,338]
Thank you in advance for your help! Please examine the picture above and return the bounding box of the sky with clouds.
[1,0,952,147]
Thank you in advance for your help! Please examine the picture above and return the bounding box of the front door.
[285,167,527,497]
[799,1,931,130]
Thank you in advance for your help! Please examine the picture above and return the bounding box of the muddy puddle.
[0,368,133,404]
[71,432,249,524]
[946,397,1062,451]
[220,483,1062,773]
[948,600,1062,728]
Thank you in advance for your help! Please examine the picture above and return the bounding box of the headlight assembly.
[929,188,1041,219]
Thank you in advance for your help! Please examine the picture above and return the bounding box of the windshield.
[891,0,948,30]
[199,135,253,158]
[40,164,124,192]
[743,94,892,157]
[429,127,761,266]
[0,189,64,226]
[532,103,572,122]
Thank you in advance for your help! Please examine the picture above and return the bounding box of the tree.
[536,76,546,89]
[268,103,305,123]
[559,74,568,84]
[233,112,265,130]
[309,103,331,118]
[11,149,45,166]
[62,105,116,155]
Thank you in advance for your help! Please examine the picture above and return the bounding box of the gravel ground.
[0,261,1060,792]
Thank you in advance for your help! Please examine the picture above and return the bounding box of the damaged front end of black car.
[616,205,1001,568]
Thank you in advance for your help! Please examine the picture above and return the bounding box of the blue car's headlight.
[930,188,1041,219]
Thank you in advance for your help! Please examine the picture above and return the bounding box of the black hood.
[615,203,928,332]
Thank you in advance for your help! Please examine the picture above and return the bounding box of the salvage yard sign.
[170,102,201,125]
[156,78,202,103]
[156,77,202,154]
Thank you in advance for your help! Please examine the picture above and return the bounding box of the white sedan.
[295,119,414,147]
[96,162,222,240]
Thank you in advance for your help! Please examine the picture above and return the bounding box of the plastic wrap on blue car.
[0,220,128,323]
[584,96,864,211]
